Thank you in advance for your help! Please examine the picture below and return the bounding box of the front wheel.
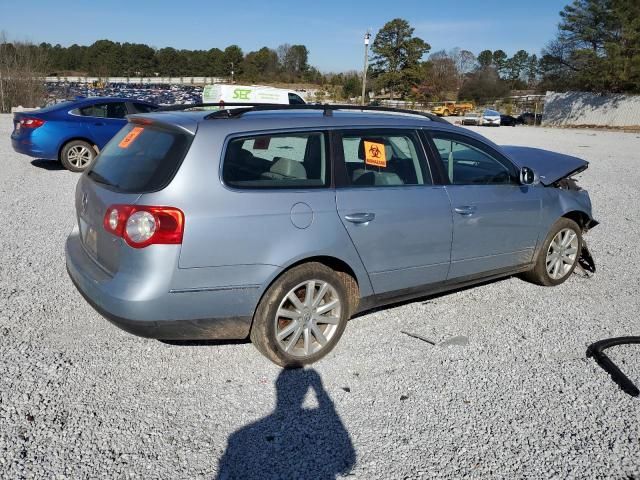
[523,218,582,286]
[61,140,95,172]
[250,263,351,368]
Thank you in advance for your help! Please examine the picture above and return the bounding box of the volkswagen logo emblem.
[81,192,89,214]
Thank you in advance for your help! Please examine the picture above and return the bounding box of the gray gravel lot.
[1,114,639,479]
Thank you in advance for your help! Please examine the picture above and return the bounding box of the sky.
[0,0,567,72]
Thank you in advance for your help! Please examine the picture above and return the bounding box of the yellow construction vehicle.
[431,101,474,116]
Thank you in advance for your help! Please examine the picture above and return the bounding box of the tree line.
[31,40,322,84]
[368,0,639,103]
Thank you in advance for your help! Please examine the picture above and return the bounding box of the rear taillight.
[19,117,45,129]
[103,205,184,248]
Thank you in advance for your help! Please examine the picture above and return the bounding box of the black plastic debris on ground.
[587,337,640,397]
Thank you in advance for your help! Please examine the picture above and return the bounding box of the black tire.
[60,140,96,172]
[250,262,352,368]
[522,218,583,286]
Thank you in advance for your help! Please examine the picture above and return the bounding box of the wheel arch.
[561,210,597,231]
[58,137,99,161]
[251,255,365,330]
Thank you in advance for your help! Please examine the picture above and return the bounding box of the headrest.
[264,157,307,179]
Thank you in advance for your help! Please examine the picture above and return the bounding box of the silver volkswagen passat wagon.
[66,104,597,367]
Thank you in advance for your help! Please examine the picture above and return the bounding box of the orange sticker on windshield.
[364,141,386,167]
[118,126,144,148]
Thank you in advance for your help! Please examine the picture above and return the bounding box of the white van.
[202,84,306,105]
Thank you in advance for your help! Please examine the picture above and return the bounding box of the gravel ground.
[1,114,639,479]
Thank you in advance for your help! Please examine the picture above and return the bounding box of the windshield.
[484,110,500,116]
[88,123,193,193]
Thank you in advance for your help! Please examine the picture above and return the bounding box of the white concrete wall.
[543,91,640,127]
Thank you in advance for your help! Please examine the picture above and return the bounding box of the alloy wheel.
[67,145,92,168]
[546,228,579,280]
[274,280,342,358]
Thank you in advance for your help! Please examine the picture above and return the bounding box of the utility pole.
[230,62,234,84]
[361,32,370,106]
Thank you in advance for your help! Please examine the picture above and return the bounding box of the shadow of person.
[216,368,355,480]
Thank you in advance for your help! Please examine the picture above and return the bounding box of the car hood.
[501,146,589,186]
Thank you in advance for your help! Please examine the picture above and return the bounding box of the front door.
[428,132,543,279]
[335,129,453,294]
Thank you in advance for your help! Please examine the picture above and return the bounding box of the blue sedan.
[11,97,157,171]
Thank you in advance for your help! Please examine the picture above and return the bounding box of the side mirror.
[519,166,538,185]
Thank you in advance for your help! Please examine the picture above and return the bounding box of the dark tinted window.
[223,132,327,189]
[340,130,431,187]
[432,134,516,185]
[79,102,127,119]
[88,123,192,192]
[288,93,305,105]
[132,103,158,113]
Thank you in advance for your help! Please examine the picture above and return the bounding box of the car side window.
[288,93,305,105]
[223,132,327,189]
[340,131,431,187]
[432,135,515,185]
[79,102,127,119]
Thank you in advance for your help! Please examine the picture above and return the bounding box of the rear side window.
[79,102,127,119]
[88,123,192,193]
[340,130,431,187]
[288,93,305,105]
[223,132,328,189]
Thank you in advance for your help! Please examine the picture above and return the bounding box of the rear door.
[79,101,128,148]
[334,129,452,295]
[425,130,543,279]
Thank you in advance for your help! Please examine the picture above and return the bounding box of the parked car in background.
[202,84,306,105]
[461,112,482,126]
[11,97,158,172]
[66,104,597,367]
[517,112,543,126]
[431,101,474,117]
[481,109,501,126]
[500,114,518,127]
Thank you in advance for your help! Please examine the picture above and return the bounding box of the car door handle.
[344,213,375,224]
[94,122,105,126]
[454,205,477,216]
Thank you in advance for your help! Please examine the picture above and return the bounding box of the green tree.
[477,50,493,69]
[243,47,279,82]
[370,18,430,99]
[342,72,362,99]
[540,0,640,92]
[224,45,244,78]
[492,49,508,77]
[505,50,531,87]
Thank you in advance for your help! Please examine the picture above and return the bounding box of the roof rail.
[156,102,448,123]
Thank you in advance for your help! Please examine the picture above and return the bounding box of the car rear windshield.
[88,123,192,193]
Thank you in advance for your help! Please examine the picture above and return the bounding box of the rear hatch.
[76,119,194,274]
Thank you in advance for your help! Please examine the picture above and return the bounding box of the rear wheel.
[523,218,582,286]
[61,140,95,172]
[250,262,351,368]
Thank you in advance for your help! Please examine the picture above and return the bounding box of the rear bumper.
[65,229,254,340]
[11,135,58,159]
